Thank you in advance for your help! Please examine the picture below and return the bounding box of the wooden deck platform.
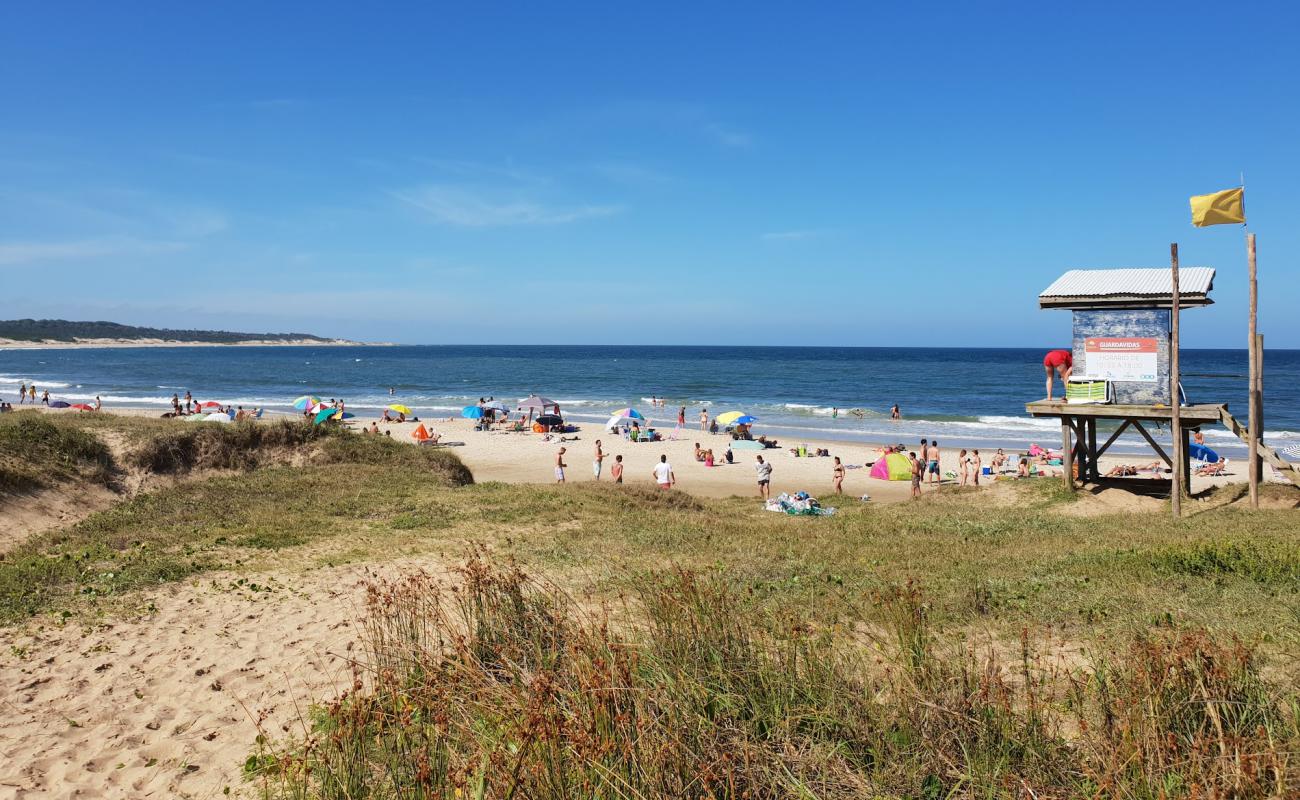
[1025,400,1226,426]
[1023,399,1298,492]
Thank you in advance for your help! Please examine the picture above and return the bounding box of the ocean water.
[2,345,1297,458]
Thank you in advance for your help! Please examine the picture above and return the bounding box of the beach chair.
[1066,377,1110,404]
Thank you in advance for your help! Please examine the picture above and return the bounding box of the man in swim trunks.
[592,440,604,480]
[927,439,941,484]
[1044,349,1073,400]
[555,447,567,483]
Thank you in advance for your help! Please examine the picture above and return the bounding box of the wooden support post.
[1170,243,1183,517]
[1061,416,1074,492]
[1087,419,1098,482]
[1257,333,1264,486]
[1132,420,1173,466]
[1181,426,1192,497]
[1247,233,1259,508]
[1096,419,1132,459]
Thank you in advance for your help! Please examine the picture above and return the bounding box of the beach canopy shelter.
[870,453,913,480]
[461,406,484,419]
[313,407,337,425]
[292,395,320,411]
[482,400,510,412]
[517,395,559,413]
[70,403,95,412]
[411,423,431,441]
[715,411,755,427]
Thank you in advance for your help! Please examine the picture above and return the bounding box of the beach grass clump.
[1145,538,1300,585]
[0,411,115,494]
[250,556,1299,799]
[127,418,342,473]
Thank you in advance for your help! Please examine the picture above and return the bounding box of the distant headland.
[0,319,370,349]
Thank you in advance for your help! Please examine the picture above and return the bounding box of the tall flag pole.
[1189,186,1257,507]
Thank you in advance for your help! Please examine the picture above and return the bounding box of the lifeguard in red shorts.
[1043,349,1073,401]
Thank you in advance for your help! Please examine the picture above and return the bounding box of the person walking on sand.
[699,408,708,432]
[94,395,102,412]
[755,454,773,499]
[1043,349,1073,400]
[971,449,983,486]
[832,456,845,494]
[611,454,624,484]
[909,451,923,499]
[653,454,675,489]
[927,440,941,485]
[678,406,686,426]
[17,383,25,404]
[555,447,567,484]
[41,389,49,406]
[592,440,605,480]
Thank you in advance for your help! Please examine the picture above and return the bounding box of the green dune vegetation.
[0,318,338,343]
[1,409,1297,798]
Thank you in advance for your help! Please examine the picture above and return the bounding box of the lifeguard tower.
[1025,268,1297,492]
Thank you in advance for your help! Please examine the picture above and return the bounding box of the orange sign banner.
[1084,337,1158,382]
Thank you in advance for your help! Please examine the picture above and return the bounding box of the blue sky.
[2,2,1297,346]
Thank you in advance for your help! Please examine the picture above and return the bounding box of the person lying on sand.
[1196,461,1227,476]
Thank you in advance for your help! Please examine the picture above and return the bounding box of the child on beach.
[611,455,624,483]
[909,452,922,498]
[555,448,567,483]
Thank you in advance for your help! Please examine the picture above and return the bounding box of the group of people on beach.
[13,383,47,405]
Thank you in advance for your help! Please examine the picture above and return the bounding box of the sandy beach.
[41,405,1256,503]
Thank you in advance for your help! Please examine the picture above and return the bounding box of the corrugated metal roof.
[1040,268,1215,300]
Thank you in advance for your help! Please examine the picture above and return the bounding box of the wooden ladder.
[1218,407,1300,486]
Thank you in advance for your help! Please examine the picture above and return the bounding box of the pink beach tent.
[870,452,913,480]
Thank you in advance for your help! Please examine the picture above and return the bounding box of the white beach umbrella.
[205,412,233,423]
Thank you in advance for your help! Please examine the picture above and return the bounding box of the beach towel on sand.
[764,492,836,516]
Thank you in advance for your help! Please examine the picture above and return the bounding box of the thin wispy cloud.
[705,123,753,149]
[390,185,621,227]
[411,157,549,185]
[761,229,822,241]
[588,161,672,186]
[0,236,187,266]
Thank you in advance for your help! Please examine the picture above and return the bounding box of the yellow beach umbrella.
[715,411,745,426]
[387,404,412,415]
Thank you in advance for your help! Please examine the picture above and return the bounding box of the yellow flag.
[1190,187,1245,227]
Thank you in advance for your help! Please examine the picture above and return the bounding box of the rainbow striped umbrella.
[293,395,320,411]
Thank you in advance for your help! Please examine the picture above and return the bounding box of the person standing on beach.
[592,440,604,480]
[957,449,969,486]
[653,454,675,489]
[909,452,923,499]
[755,455,773,499]
[699,408,708,432]
[927,440,941,485]
[678,406,686,426]
[555,447,567,484]
[611,455,624,484]
[1043,349,1073,400]
[41,390,49,406]
[18,383,25,404]
[971,450,983,486]
[832,457,845,494]
[94,395,102,412]
[29,385,36,403]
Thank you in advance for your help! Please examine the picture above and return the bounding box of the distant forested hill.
[0,319,336,343]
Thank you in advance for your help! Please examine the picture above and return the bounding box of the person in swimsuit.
[832,456,845,494]
[909,452,922,499]
[611,454,624,483]
[927,440,941,484]
[555,447,567,483]
[699,408,708,432]
[890,404,900,420]
[18,383,26,404]
[592,440,604,480]
[1043,349,1073,400]
[678,406,686,426]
